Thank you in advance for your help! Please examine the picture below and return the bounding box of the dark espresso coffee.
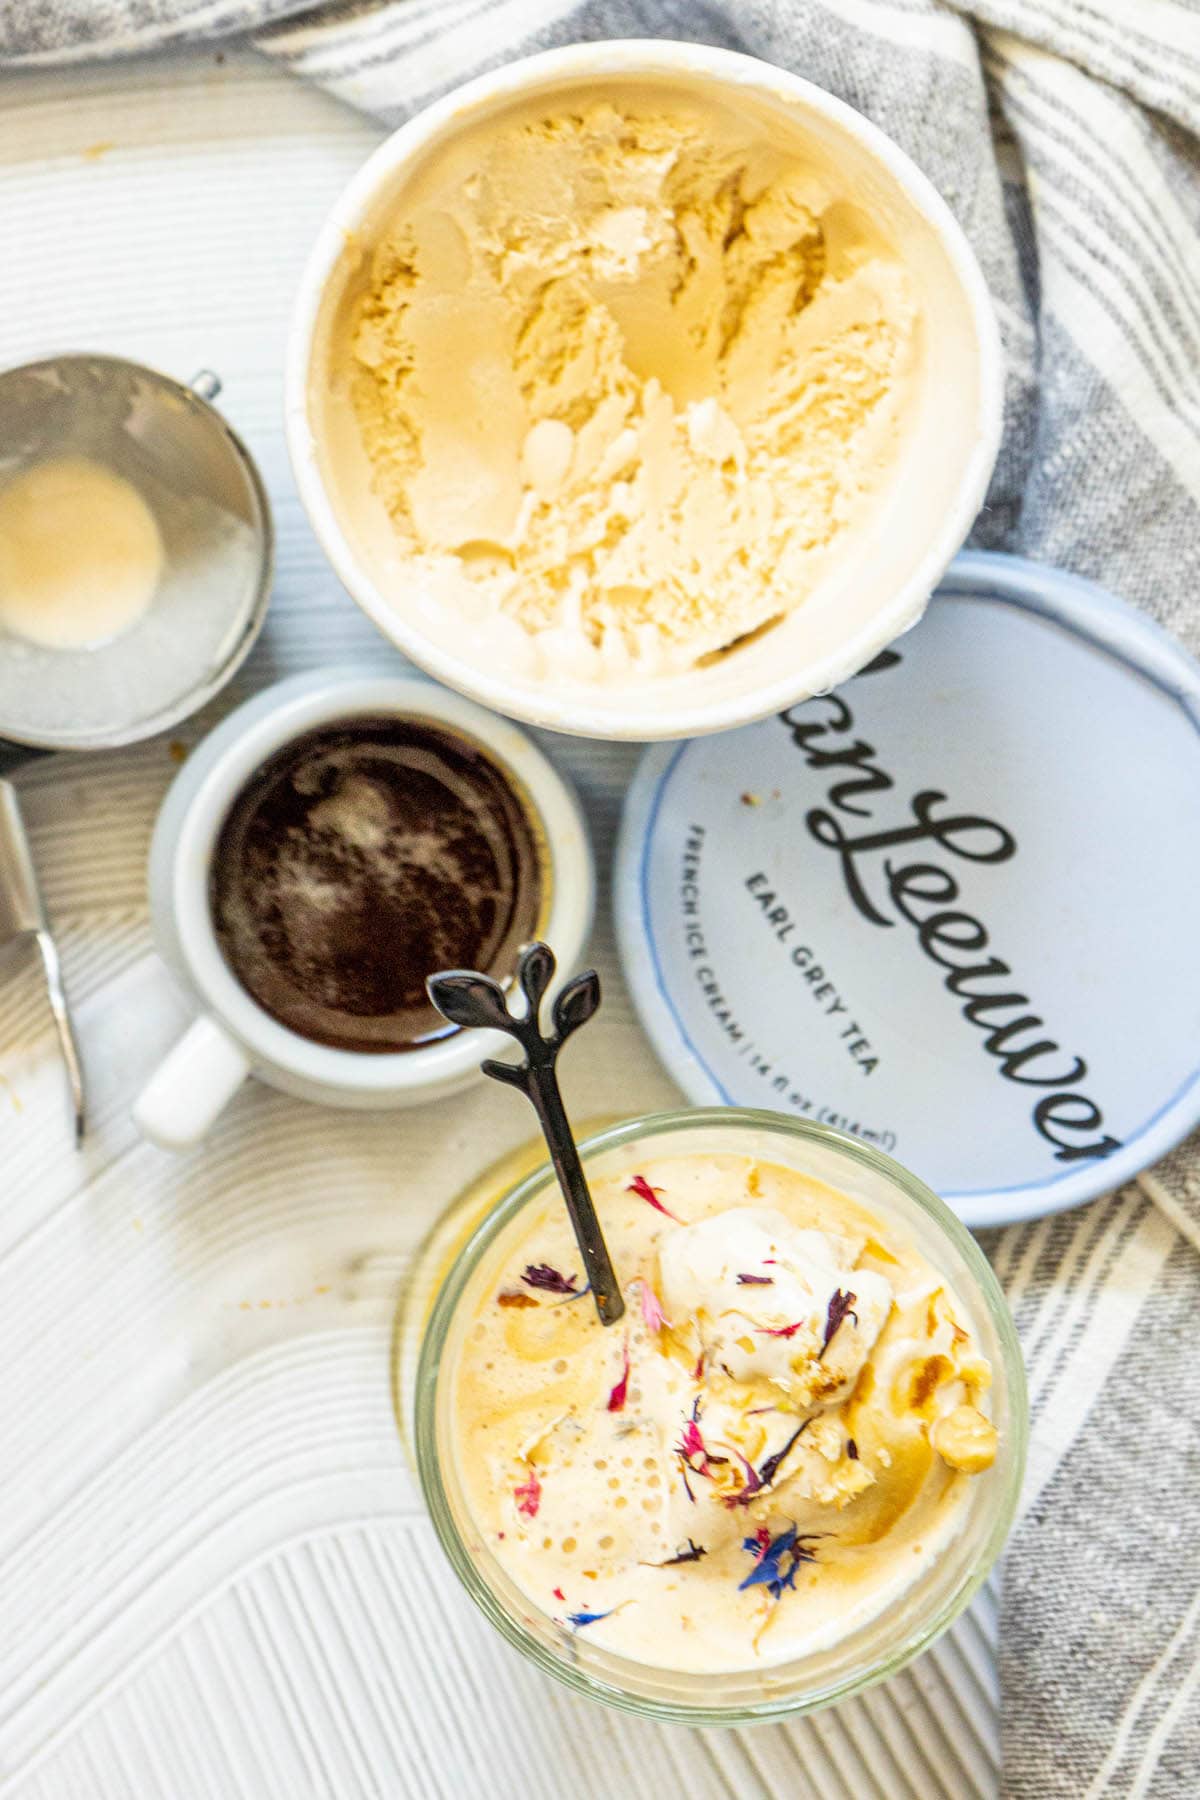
[211,717,543,1053]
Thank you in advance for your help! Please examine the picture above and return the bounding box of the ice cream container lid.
[614,550,1200,1230]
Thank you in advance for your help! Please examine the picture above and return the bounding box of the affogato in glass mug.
[401,1107,1026,1724]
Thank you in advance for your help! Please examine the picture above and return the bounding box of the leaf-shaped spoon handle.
[427,942,624,1327]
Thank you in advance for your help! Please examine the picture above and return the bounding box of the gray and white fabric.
[5,1,1200,1794]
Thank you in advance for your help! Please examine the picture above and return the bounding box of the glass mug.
[401,1106,1027,1725]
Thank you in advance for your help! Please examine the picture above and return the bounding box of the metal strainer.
[0,353,275,1141]
[0,353,273,750]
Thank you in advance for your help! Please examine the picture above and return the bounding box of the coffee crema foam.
[211,717,543,1052]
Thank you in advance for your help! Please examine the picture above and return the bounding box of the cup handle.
[133,1014,250,1150]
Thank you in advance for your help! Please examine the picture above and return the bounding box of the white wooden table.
[0,47,998,1799]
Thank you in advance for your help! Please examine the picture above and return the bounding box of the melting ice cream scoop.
[446,1150,1004,1675]
[659,1207,893,1404]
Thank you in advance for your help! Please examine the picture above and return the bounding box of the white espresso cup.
[133,669,594,1151]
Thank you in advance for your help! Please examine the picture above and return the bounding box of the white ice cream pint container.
[286,40,1004,742]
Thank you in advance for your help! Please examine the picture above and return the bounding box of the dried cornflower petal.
[738,1525,819,1599]
[653,1539,707,1566]
[677,1416,707,1464]
[636,1278,668,1333]
[675,1397,727,1480]
[606,1341,631,1413]
[724,1422,811,1508]
[758,1422,810,1490]
[627,1174,683,1223]
[846,1438,859,1461]
[522,1263,579,1295]
[567,1608,613,1629]
[726,1449,762,1506]
[513,1466,542,1518]
[737,1273,774,1286]
[820,1288,858,1356]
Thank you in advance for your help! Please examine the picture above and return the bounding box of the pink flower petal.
[514,1466,542,1518]
[637,1278,668,1333]
[606,1340,631,1413]
[678,1418,706,1462]
[627,1174,683,1224]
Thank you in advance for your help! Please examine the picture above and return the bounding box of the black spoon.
[427,941,625,1327]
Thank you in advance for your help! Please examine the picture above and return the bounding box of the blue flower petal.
[567,1607,613,1629]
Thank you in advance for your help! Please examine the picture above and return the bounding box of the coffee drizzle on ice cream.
[779,662,1120,1165]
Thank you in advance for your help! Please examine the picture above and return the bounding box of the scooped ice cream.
[345,99,920,684]
[449,1152,998,1672]
[658,1207,892,1401]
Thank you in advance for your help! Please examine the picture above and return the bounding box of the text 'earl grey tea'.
[211,717,543,1053]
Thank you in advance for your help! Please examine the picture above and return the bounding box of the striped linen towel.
[6,1,1200,1793]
